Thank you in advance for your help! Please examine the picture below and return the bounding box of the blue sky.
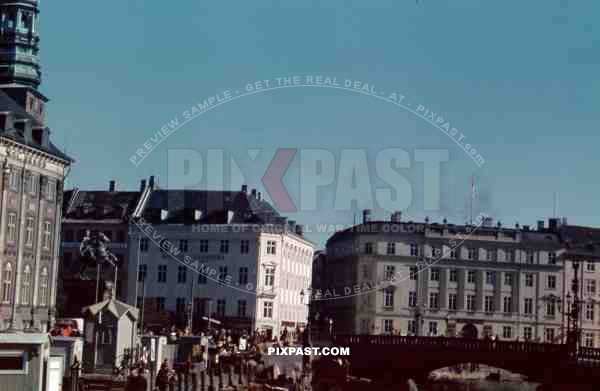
[40,0,598,247]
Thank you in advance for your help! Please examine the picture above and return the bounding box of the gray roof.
[83,298,139,321]
[63,189,143,220]
[0,89,72,162]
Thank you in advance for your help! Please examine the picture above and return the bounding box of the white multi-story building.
[126,185,314,338]
[319,211,567,342]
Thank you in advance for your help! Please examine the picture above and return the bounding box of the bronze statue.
[79,230,118,279]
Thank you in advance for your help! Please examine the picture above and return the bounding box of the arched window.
[38,267,48,306]
[21,265,31,305]
[2,263,13,303]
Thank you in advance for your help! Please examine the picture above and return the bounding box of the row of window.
[7,170,56,200]
[385,266,557,289]
[7,214,53,249]
[369,242,558,264]
[138,264,276,287]
[381,319,558,342]
[389,291,562,317]
[139,297,275,319]
[1,263,49,306]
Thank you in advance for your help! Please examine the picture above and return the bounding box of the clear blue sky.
[40,0,599,247]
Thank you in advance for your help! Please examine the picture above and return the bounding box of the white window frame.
[263,301,273,318]
[20,265,31,305]
[7,213,17,243]
[42,221,52,250]
[383,288,394,308]
[2,263,13,304]
[264,267,275,287]
[38,267,48,306]
[0,350,28,375]
[25,217,34,247]
[266,240,277,255]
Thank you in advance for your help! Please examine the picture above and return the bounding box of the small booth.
[81,283,139,373]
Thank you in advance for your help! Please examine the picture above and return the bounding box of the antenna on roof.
[553,192,558,218]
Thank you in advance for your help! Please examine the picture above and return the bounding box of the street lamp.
[299,289,312,373]
[413,307,423,336]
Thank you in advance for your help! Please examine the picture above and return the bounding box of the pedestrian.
[125,365,148,391]
[156,360,170,391]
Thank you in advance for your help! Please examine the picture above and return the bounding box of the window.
[548,252,557,265]
[240,240,250,254]
[386,242,395,255]
[264,268,275,287]
[38,267,48,306]
[220,240,229,254]
[547,275,556,289]
[26,173,37,195]
[383,319,393,334]
[157,265,167,283]
[384,265,395,281]
[525,273,534,287]
[428,321,438,336]
[101,330,112,345]
[502,326,512,339]
[263,301,273,318]
[238,267,248,285]
[466,295,475,311]
[177,266,187,284]
[137,265,147,282]
[449,270,458,283]
[139,238,149,252]
[448,293,457,310]
[179,240,188,252]
[408,320,417,335]
[383,288,394,308]
[526,250,535,264]
[2,263,12,303]
[45,179,56,201]
[586,303,594,321]
[546,301,556,318]
[506,249,516,262]
[237,300,247,317]
[429,292,439,309]
[587,280,596,295]
[450,247,458,259]
[42,221,52,250]
[467,270,476,283]
[524,298,533,314]
[156,297,166,311]
[431,247,440,258]
[409,267,418,280]
[199,240,208,253]
[408,291,417,307]
[483,325,493,339]
[430,268,440,281]
[217,300,226,317]
[7,213,16,242]
[25,217,34,247]
[176,297,186,313]
[503,296,512,313]
[9,170,19,190]
[504,273,513,286]
[485,271,495,285]
[484,295,494,312]
[585,333,594,348]
[544,328,555,342]
[218,266,228,283]
[523,327,532,340]
[267,241,277,255]
[364,242,373,254]
[587,262,595,272]
[486,249,495,261]
[198,271,207,284]
[20,265,31,305]
[410,243,419,256]
[467,248,477,260]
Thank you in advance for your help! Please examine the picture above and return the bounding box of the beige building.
[319,212,567,342]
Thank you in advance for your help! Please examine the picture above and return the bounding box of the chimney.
[561,217,568,226]
[149,176,155,189]
[295,225,303,236]
[548,218,559,232]
[41,128,50,147]
[251,189,257,197]
[241,184,248,194]
[140,179,147,192]
[483,217,493,228]
[523,225,530,231]
[363,209,372,223]
[257,192,262,201]
[537,220,544,231]
[390,211,402,223]
[109,180,116,192]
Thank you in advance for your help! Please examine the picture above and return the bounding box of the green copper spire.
[0,0,41,89]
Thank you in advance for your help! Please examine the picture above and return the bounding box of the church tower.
[0,0,46,123]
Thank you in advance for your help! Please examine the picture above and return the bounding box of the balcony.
[257,286,277,298]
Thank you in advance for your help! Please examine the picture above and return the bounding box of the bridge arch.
[460,323,478,339]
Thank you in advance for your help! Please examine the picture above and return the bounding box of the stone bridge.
[332,335,600,388]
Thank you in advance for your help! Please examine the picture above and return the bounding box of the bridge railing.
[334,335,569,355]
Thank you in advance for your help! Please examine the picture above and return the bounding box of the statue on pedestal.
[79,230,118,279]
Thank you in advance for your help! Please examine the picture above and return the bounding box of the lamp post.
[444,315,450,337]
[300,289,312,374]
[414,307,423,336]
